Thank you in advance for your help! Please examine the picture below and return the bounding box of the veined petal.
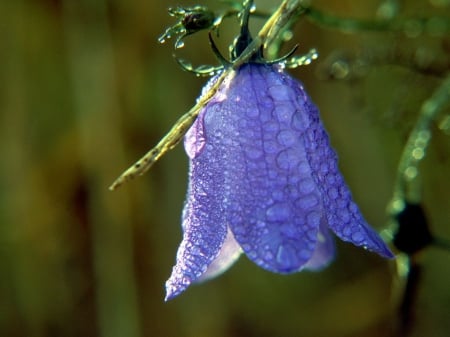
[165,110,228,301]
[282,74,394,259]
[202,64,327,273]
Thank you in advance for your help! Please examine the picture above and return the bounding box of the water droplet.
[175,40,185,49]
[291,110,309,131]
[295,194,319,210]
[269,85,295,101]
[343,226,352,236]
[389,198,405,214]
[258,97,274,114]
[266,203,291,222]
[297,161,311,175]
[412,147,425,160]
[263,121,279,134]
[264,140,278,154]
[184,117,206,159]
[281,30,293,42]
[415,130,431,147]
[299,178,315,194]
[325,174,336,184]
[276,245,298,270]
[404,166,418,180]
[264,250,274,261]
[327,187,339,200]
[351,231,364,243]
[256,220,266,229]
[276,148,300,170]
[337,209,351,223]
[277,130,297,147]
[274,104,293,123]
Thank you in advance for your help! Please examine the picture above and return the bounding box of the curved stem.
[389,73,450,213]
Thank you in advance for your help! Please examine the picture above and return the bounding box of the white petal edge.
[304,219,335,271]
[196,226,243,282]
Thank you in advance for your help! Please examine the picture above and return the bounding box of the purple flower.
[165,63,393,300]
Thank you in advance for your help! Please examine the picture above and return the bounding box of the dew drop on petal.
[266,203,291,222]
[351,231,364,243]
[276,148,300,170]
[276,245,298,271]
[277,129,297,147]
[264,139,279,153]
[295,194,320,210]
[299,178,315,194]
[269,85,295,101]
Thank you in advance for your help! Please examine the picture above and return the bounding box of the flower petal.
[284,75,394,258]
[197,226,242,282]
[304,219,335,270]
[165,110,228,301]
[202,64,328,273]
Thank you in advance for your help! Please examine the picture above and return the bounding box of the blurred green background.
[1,0,449,336]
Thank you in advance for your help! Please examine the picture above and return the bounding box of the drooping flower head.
[165,1,394,300]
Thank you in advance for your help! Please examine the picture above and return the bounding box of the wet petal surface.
[201,65,328,273]
[165,110,228,301]
[197,227,242,282]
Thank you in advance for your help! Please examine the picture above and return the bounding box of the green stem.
[389,73,450,214]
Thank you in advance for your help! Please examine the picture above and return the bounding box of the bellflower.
[165,63,394,300]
